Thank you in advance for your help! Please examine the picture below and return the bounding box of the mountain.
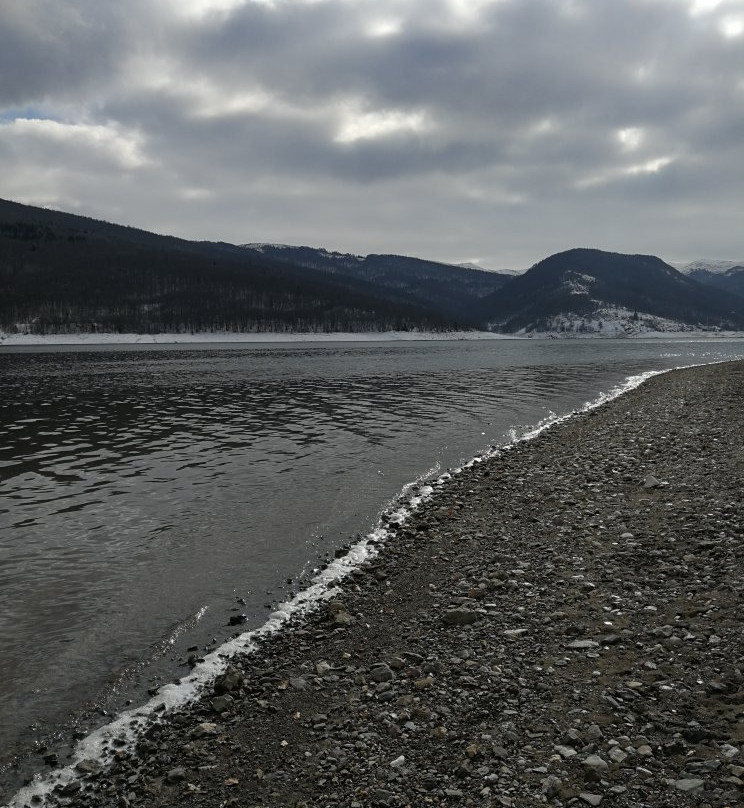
[0,199,461,335]
[478,248,744,334]
[676,259,744,300]
[456,261,523,276]
[240,244,512,325]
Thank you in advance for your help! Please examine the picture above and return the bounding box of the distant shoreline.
[2,329,743,347]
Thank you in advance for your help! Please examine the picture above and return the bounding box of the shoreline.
[2,330,744,348]
[6,361,744,807]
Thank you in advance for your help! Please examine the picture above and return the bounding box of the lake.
[2,337,744,794]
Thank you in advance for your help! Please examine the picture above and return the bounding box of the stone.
[214,665,243,695]
[191,722,218,739]
[441,608,479,626]
[674,778,705,793]
[582,754,609,773]
[503,628,528,637]
[566,640,600,650]
[211,695,233,713]
[166,767,187,784]
[75,759,101,775]
[370,664,395,683]
[579,794,603,806]
[609,747,627,764]
[541,775,562,798]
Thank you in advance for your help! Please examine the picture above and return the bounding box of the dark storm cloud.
[0,0,741,267]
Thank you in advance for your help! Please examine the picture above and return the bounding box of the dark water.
[1,338,743,784]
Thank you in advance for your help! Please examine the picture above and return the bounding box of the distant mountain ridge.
[478,248,744,334]
[239,243,512,326]
[675,259,744,301]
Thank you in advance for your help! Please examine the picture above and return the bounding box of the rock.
[370,664,395,683]
[674,778,705,792]
[441,608,479,626]
[503,628,528,637]
[211,695,234,713]
[579,793,603,806]
[228,613,247,626]
[75,759,101,775]
[166,767,187,784]
[554,745,578,759]
[214,665,243,695]
[643,474,661,488]
[566,639,599,650]
[582,754,609,774]
[541,775,562,798]
[191,722,218,739]
[333,610,355,626]
[609,747,627,764]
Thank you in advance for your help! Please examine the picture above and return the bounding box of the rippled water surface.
[1,338,743,778]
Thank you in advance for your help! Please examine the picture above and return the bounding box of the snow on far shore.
[0,330,522,347]
[2,326,743,348]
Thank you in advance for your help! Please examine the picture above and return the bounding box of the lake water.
[2,337,744,794]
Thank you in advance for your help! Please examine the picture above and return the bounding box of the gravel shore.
[10,360,744,808]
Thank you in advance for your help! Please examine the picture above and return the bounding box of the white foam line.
[4,362,704,808]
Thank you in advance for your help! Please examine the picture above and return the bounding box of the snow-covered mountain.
[675,259,744,275]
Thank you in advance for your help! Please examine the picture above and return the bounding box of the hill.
[677,260,744,301]
[0,199,460,335]
[479,248,744,334]
[240,244,511,326]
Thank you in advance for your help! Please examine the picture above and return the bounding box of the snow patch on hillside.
[518,306,730,337]
[562,272,596,296]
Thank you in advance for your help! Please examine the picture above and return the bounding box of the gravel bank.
[10,361,744,808]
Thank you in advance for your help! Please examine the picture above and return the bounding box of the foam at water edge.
[5,364,686,808]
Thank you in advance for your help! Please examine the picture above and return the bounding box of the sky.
[1,0,742,270]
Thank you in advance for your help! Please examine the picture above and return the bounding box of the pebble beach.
[8,360,744,808]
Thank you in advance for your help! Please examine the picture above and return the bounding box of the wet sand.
[8,361,744,808]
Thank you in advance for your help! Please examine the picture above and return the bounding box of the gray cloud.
[0,0,742,269]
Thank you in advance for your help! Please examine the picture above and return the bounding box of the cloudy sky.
[1,0,742,269]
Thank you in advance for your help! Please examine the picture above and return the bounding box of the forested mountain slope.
[0,200,458,334]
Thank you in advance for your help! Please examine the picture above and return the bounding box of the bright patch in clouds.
[169,0,248,17]
[720,14,743,36]
[334,106,432,144]
[688,0,724,15]
[2,119,148,169]
[617,127,644,151]
[625,156,674,176]
[367,18,403,37]
[576,155,675,189]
